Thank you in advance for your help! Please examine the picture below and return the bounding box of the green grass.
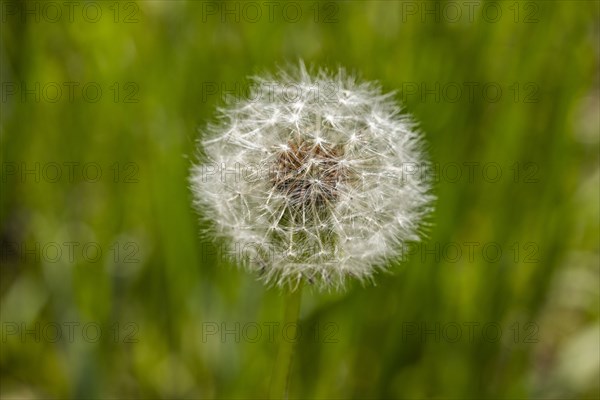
[1,1,599,398]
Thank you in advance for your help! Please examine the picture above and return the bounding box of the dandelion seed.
[190,62,435,290]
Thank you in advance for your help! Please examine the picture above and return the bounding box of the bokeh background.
[1,0,599,398]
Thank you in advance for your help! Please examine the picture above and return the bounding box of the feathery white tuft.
[190,62,435,290]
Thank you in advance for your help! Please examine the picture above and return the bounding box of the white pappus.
[190,62,435,290]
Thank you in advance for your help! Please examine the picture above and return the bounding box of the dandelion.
[190,61,435,399]
[190,62,434,291]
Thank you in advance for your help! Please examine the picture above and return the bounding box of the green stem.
[269,284,303,399]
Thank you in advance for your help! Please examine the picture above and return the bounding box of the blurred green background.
[1,0,599,398]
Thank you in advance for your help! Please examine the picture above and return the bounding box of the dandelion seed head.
[190,62,435,290]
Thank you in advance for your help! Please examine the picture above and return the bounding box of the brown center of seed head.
[271,140,346,209]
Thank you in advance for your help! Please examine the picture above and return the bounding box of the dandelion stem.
[269,283,303,399]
